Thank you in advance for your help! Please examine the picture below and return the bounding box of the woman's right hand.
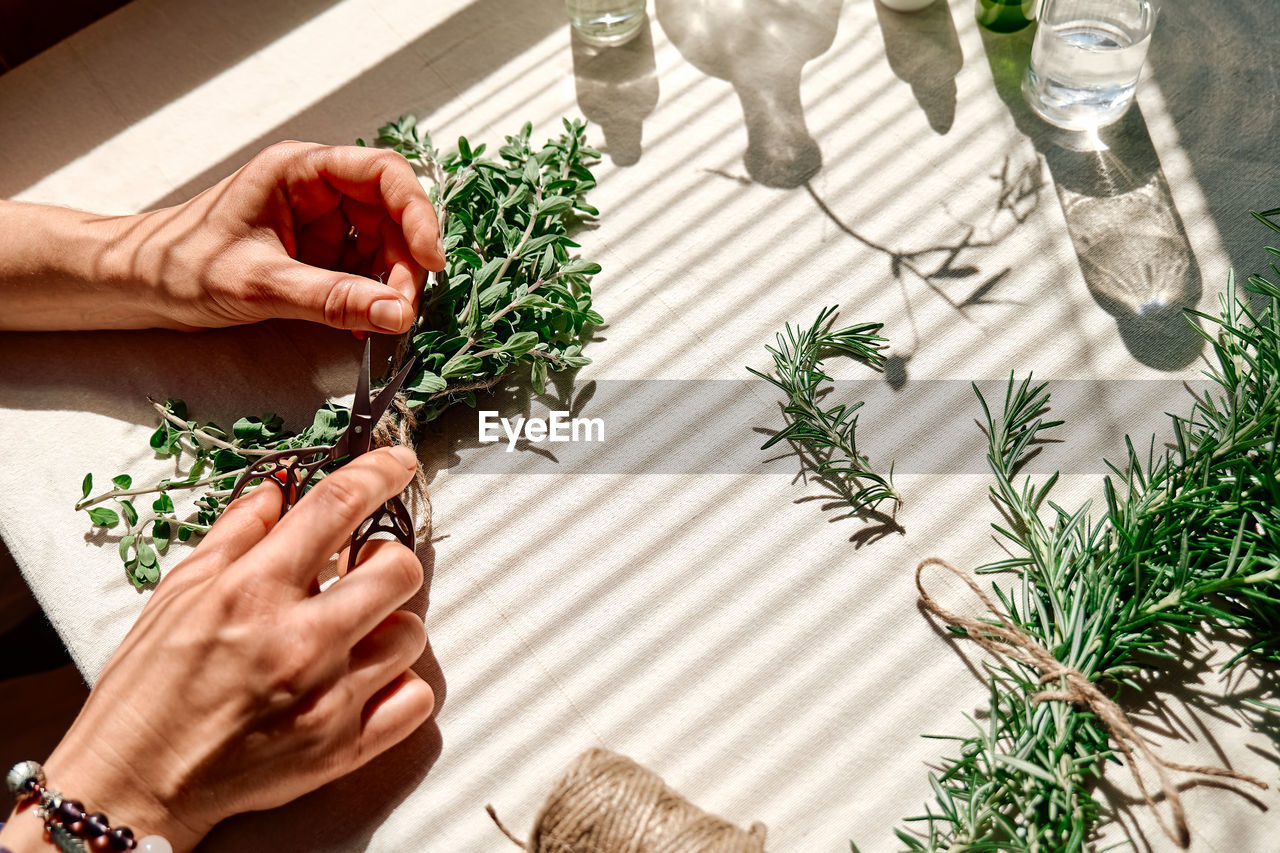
[9,446,433,852]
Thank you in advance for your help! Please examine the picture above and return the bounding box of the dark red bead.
[83,813,110,838]
[108,827,135,850]
[56,799,86,824]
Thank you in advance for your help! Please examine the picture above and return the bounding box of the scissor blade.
[353,339,372,422]
[329,341,375,461]
[368,357,416,425]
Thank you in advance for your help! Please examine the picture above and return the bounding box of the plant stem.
[149,401,280,456]
[75,473,230,511]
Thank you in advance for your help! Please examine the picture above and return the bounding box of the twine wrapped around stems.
[487,749,767,853]
[372,393,431,541]
[916,557,1268,849]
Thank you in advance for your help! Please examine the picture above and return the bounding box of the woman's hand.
[13,446,434,852]
[0,143,445,333]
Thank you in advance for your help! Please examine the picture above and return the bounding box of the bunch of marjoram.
[77,117,604,586]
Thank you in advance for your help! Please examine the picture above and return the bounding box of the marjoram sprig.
[79,116,604,587]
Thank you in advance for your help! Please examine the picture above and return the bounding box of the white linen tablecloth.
[1,0,1277,850]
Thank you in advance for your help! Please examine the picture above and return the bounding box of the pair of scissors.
[228,340,417,572]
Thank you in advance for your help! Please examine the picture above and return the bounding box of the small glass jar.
[565,0,647,47]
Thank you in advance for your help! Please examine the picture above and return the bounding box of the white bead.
[136,836,174,853]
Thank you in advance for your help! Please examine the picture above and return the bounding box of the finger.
[166,485,282,586]
[295,207,349,269]
[346,610,427,702]
[277,145,341,227]
[306,539,424,644]
[338,245,370,278]
[248,446,418,588]
[379,218,426,307]
[302,146,446,272]
[264,257,415,333]
[358,670,435,764]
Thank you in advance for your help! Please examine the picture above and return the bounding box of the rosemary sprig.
[79,117,604,586]
[749,305,900,513]
[897,256,1280,849]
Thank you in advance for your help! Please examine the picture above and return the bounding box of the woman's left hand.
[121,142,446,334]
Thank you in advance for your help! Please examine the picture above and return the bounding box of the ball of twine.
[488,749,767,853]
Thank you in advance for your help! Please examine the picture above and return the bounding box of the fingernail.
[435,234,446,259]
[388,445,418,469]
[370,299,406,332]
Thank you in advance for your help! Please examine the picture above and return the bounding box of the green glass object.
[975,0,1036,32]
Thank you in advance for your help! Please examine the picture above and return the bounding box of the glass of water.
[1022,0,1159,131]
[566,0,647,47]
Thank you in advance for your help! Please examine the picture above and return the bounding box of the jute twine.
[372,393,432,541]
[486,748,767,853]
[916,557,1268,849]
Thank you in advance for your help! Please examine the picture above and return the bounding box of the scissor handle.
[228,445,334,515]
[345,495,415,574]
[228,445,416,574]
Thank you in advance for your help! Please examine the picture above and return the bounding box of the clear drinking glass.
[1022,0,1159,130]
[566,0,647,47]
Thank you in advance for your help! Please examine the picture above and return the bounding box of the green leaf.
[462,281,481,334]
[409,371,448,395]
[137,540,158,568]
[501,331,539,358]
[149,424,171,453]
[518,294,556,311]
[479,281,510,309]
[233,417,263,442]
[81,473,93,500]
[153,520,171,552]
[500,185,530,208]
[118,535,136,562]
[452,246,483,269]
[441,354,483,379]
[121,500,139,527]
[562,259,602,276]
[522,233,562,255]
[537,196,574,217]
[311,406,341,435]
[88,507,119,528]
[138,557,160,584]
[212,448,248,472]
[153,493,175,513]
[112,474,132,490]
[531,358,548,395]
[473,258,505,291]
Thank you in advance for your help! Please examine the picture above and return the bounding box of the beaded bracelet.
[6,762,172,853]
